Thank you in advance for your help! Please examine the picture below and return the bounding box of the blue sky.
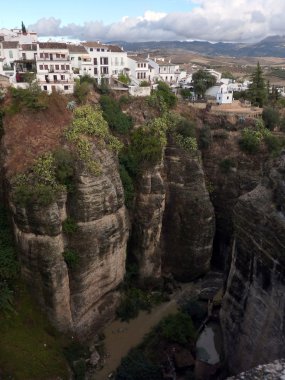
[0,0,195,28]
[1,0,284,43]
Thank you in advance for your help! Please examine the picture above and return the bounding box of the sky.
[1,0,285,43]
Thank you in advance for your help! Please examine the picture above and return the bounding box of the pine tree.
[21,21,27,34]
[248,62,267,107]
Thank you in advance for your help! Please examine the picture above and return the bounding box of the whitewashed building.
[126,56,153,85]
[82,42,127,84]
[216,84,233,104]
[147,57,186,84]
[36,42,74,94]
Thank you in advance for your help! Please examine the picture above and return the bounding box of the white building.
[68,44,89,74]
[126,56,153,85]
[0,41,19,70]
[216,84,233,104]
[0,28,37,44]
[36,42,74,94]
[147,57,186,84]
[82,42,127,84]
[205,69,222,82]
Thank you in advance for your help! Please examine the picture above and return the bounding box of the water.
[196,322,222,365]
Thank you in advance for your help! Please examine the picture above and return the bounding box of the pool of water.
[196,322,222,365]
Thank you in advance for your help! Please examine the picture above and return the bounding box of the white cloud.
[28,2,285,43]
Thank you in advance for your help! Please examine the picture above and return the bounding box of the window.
[100,57,108,65]
[53,75,57,81]
[121,58,124,65]
[61,54,65,58]
[94,67,98,75]
[101,66,108,74]
[61,75,65,80]
[56,53,60,58]
[40,53,44,58]
[93,58,97,65]
[39,65,43,70]
[78,57,81,61]
[90,48,93,52]
[45,53,49,58]
[66,65,69,70]
[9,50,13,58]
[64,85,69,90]
[44,65,48,70]
[115,57,118,65]
[61,65,65,70]
[71,57,74,60]
[55,65,59,70]
[43,85,47,91]
[97,48,100,51]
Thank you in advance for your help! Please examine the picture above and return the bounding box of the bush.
[0,207,19,313]
[63,341,89,380]
[219,158,235,173]
[176,118,196,138]
[74,80,90,104]
[181,298,208,328]
[180,88,192,99]
[54,148,74,189]
[156,81,177,109]
[9,85,47,112]
[100,95,133,134]
[116,349,163,380]
[119,164,135,208]
[262,107,280,130]
[63,249,79,269]
[140,81,149,87]
[239,129,260,154]
[159,312,196,345]
[264,134,285,154]
[62,217,78,234]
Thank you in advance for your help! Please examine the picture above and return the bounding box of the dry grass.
[3,92,73,177]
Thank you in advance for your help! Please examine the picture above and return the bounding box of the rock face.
[220,153,285,374]
[131,162,166,279]
[10,147,129,336]
[227,359,285,380]
[161,143,215,281]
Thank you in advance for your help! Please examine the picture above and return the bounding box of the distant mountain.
[109,36,285,58]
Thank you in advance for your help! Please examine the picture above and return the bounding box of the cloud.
[28,1,285,43]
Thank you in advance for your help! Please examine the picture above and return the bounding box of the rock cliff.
[220,152,285,374]
[10,146,129,336]
[161,142,215,281]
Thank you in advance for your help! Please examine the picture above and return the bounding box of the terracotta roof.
[83,41,106,48]
[2,41,18,49]
[106,44,124,53]
[68,44,87,53]
[21,44,37,51]
[82,42,123,52]
[39,42,67,49]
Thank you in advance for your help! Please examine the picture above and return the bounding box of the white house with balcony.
[126,56,153,85]
[68,44,89,74]
[147,57,186,84]
[0,41,19,72]
[36,42,74,94]
[82,42,127,84]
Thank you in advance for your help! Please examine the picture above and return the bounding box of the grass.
[0,284,70,379]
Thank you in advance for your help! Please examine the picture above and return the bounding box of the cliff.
[10,147,129,336]
[161,142,215,281]
[220,152,285,374]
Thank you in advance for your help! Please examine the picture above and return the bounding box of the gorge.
[0,88,285,379]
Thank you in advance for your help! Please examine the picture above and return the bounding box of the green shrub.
[99,95,133,134]
[62,217,78,235]
[63,249,79,269]
[239,129,261,154]
[219,158,235,173]
[0,207,19,313]
[139,80,149,87]
[159,312,196,345]
[118,73,131,85]
[262,107,280,130]
[54,148,74,190]
[181,298,208,327]
[119,95,131,105]
[119,164,135,208]
[74,80,90,104]
[180,88,192,99]
[264,134,285,154]
[116,349,163,380]
[63,341,89,380]
[156,81,177,109]
[176,117,196,138]
[9,85,47,112]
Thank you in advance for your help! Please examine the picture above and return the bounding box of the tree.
[192,70,216,98]
[248,62,267,107]
[262,107,280,130]
[21,21,27,34]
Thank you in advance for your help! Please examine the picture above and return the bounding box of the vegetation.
[63,249,79,269]
[74,80,90,104]
[116,349,163,380]
[148,81,177,110]
[65,104,123,174]
[7,84,48,113]
[62,217,78,235]
[116,311,196,379]
[248,62,267,107]
[262,107,280,130]
[0,207,19,313]
[192,70,216,98]
[63,341,90,380]
[180,88,193,99]
[140,80,150,87]
[219,158,235,174]
[99,95,133,134]
[0,285,70,379]
[118,72,131,85]
[119,164,135,208]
